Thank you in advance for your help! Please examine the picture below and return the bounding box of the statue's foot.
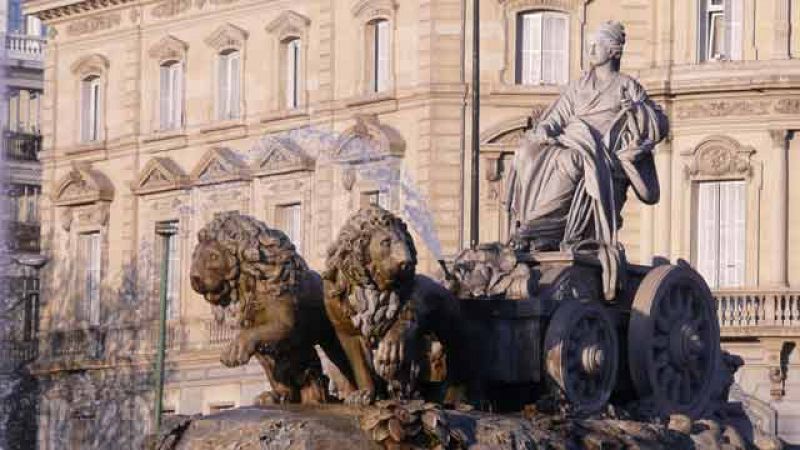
[299,380,327,405]
[254,389,292,406]
[344,389,374,406]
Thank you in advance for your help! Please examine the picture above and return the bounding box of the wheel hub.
[581,344,605,376]
[669,321,704,366]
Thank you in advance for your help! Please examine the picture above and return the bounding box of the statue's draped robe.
[506,71,668,250]
[505,71,668,299]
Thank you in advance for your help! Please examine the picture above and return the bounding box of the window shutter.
[376,21,390,92]
[230,52,241,118]
[80,80,90,141]
[89,233,101,325]
[728,0,744,60]
[91,80,101,141]
[520,13,542,84]
[718,181,746,287]
[217,54,229,119]
[286,40,299,109]
[696,182,720,288]
[160,65,170,129]
[545,13,568,84]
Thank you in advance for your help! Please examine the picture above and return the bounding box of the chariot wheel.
[545,299,618,414]
[628,264,720,417]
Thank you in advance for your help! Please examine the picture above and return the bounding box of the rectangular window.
[80,76,101,142]
[699,0,743,61]
[373,20,390,93]
[79,232,101,325]
[160,62,183,130]
[275,203,302,254]
[8,184,40,223]
[158,222,181,320]
[217,51,241,120]
[695,180,746,289]
[517,11,569,85]
[285,39,301,109]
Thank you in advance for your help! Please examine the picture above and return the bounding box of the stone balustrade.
[5,33,45,61]
[714,289,800,337]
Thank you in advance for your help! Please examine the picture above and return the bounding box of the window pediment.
[334,114,405,162]
[683,135,755,178]
[204,23,248,52]
[251,136,314,176]
[190,147,250,186]
[54,162,114,206]
[70,54,110,78]
[133,157,189,194]
[266,11,310,41]
[148,35,188,62]
[351,0,398,20]
[498,0,585,12]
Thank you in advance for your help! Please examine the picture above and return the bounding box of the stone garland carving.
[66,13,122,36]
[773,98,800,114]
[684,138,754,178]
[204,23,248,51]
[676,100,771,119]
[150,0,192,18]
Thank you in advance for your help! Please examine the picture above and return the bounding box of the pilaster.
[766,129,790,288]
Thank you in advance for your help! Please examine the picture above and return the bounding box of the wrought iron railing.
[4,131,41,161]
[49,328,105,359]
[714,289,800,337]
[5,33,45,61]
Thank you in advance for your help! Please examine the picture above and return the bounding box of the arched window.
[80,75,101,142]
[516,10,568,85]
[284,38,301,109]
[159,60,184,130]
[368,18,390,93]
[217,49,241,120]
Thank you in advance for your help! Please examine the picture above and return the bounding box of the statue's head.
[323,205,417,293]
[190,212,307,307]
[588,21,625,69]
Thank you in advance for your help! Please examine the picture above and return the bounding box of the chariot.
[453,248,721,418]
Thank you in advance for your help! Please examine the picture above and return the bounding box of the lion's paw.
[254,390,291,406]
[344,389,374,406]
[220,337,256,367]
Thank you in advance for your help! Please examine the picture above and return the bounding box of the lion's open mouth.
[202,283,232,306]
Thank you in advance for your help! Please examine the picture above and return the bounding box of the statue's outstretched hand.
[618,138,654,163]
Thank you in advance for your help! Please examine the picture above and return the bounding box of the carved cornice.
[683,135,755,179]
[53,162,115,206]
[251,136,314,176]
[148,35,188,62]
[351,0,398,19]
[190,147,250,186]
[204,23,248,51]
[676,100,771,120]
[498,0,585,12]
[266,11,310,41]
[70,53,110,78]
[34,0,136,21]
[66,12,121,36]
[133,157,189,195]
[333,114,405,163]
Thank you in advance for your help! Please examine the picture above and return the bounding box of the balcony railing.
[5,33,45,61]
[6,221,40,253]
[0,340,38,369]
[49,328,105,360]
[4,131,42,161]
[714,290,800,337]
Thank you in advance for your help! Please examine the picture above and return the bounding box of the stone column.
[773,0,791,59]
[766,130,790,288]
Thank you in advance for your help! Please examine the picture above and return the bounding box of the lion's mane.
[322,205,417,296]
[197,212,308,306]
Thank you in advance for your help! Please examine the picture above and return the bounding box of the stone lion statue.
[322,205,468,404]
[189,212,354,404]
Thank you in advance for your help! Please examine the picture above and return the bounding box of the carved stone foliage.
[351,0,398,19]
[53,162,115,207]
[150,0,192,18]
[676,100,771,119]
[251,137,314,176]
[266,11,310,41]
[148,35,188,62]
[190,147,250,186]
[774,98,800,114]
[133,157,189,195]
[204,23,248,51]
[683,135,755,178]
[66,13,121,36]
[70,54,110,78]
[333,115,405,163]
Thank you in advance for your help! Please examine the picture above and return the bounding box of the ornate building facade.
[22,0,800,446]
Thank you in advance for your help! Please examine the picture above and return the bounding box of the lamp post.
[469,0,481,249]
[153,222,177,433]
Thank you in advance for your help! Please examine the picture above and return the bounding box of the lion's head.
[190,212,308,310]
[323,205,417,295]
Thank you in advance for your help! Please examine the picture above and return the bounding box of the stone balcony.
[714,289,800,338]
[5,33,45,62]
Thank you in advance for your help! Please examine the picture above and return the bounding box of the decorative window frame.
[496,0,589,91]
[52,162,114,328]
[70,54,110,151]
[204,23,249,123]
[266,11,311,114]
[190,146,251,187]
[132,156,190,195]
[351,0,398,98]
[681,135,760,286]
[148,36,188,135]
